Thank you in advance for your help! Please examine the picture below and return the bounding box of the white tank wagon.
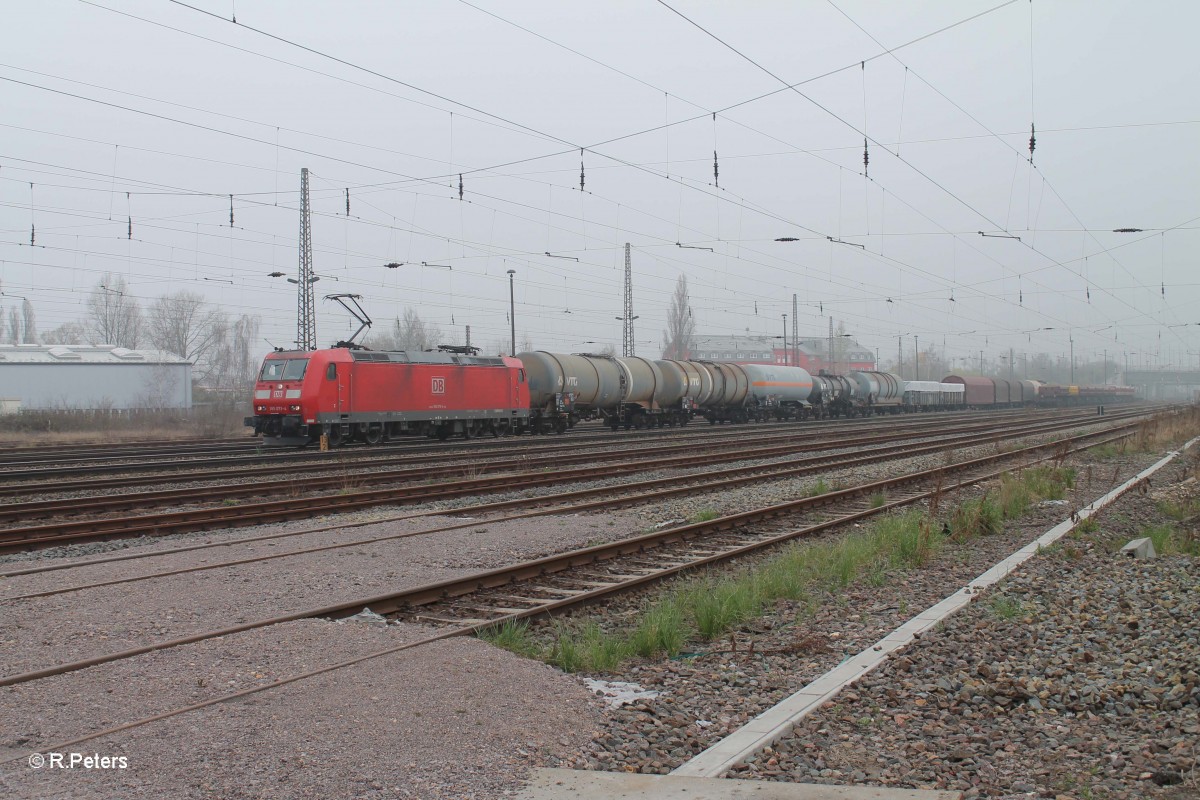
[848,370,904,415]
[697,362,813,423]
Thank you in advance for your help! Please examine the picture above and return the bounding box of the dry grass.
[1133,406,1200,451]
[0,406,250,444]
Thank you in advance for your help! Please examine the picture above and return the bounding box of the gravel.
[739,487,1199,799]
[0,422,1126,677]
[0,418,1164,798]
[552,448,1200,800]
[0,619,599,799]
[0,510,648,677]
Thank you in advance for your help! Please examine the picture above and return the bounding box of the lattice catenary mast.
[622,242,635,357]
[296,167,316,351]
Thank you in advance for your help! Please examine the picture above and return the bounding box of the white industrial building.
[0,345,192,412]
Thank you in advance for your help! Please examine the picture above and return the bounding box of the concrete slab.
[515,769,962,799]
[1121,536,1157,559]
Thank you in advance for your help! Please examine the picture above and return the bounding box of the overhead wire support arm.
[676,242,714,251]
[826,236,865,249]
[544,252,579,261]
[978,231,1022,240]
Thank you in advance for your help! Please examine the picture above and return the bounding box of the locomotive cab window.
[518,369,525,383]
[260,360,287,381]
[326,363,337,380]
[282,359,309,381]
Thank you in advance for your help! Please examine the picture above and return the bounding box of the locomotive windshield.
[260,358,309,381]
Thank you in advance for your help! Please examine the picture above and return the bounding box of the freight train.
[246,347,1136,446]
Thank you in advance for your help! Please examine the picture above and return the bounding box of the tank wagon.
[809,372,856,418]
[518,351,697,430]
[698,362,814,424]
[846,370,904,414]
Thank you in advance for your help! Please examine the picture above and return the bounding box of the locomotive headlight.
[289,405,301,411]
[256,405,265,412]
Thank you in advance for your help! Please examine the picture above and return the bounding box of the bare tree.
[146,291,227,371]
[207,314,261,394]
[380,308,440,351]
[832,320,850,372]
[42,322,87,345]
[20,299,36,344]
[6,307,18,345]
[660,273,695,359]
[86,273,142,347]
[917,345,950,381]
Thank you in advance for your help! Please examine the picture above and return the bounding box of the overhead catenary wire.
[7,1,1190,359]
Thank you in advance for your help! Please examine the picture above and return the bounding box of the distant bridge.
[1125,369,1200,401]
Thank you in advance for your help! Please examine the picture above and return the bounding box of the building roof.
[690,335,778,354]
[691,334,873,361]
[0,344,192,365]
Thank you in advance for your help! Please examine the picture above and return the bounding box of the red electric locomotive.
[247,347,531,446]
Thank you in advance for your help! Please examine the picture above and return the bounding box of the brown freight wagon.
[941,375,996,406]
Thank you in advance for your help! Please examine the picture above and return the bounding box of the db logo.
[431,377,446,394]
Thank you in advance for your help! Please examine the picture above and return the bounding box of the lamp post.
[1070,333,1075,384]
[782,314,788,366]
[507,269,516,356]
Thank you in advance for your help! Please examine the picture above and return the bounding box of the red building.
[676,335,875,373]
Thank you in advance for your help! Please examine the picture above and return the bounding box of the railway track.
[0,411,1141,553]
[1,413,1144,600]
[0,407,1090,481]
[0,421,1135,694]
[0,412,1001,494]
[0,411,1101,518]
[0,407,1165,774]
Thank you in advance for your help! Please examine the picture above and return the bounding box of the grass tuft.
[988,595,1025,620]
[806,478,831,497]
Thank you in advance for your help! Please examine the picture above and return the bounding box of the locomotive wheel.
[364,425,383,446]
[462,426,473,440]
[555,419,567,435]
[435,425,450,441]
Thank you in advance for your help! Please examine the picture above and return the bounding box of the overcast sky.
[2,0,1197,370]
